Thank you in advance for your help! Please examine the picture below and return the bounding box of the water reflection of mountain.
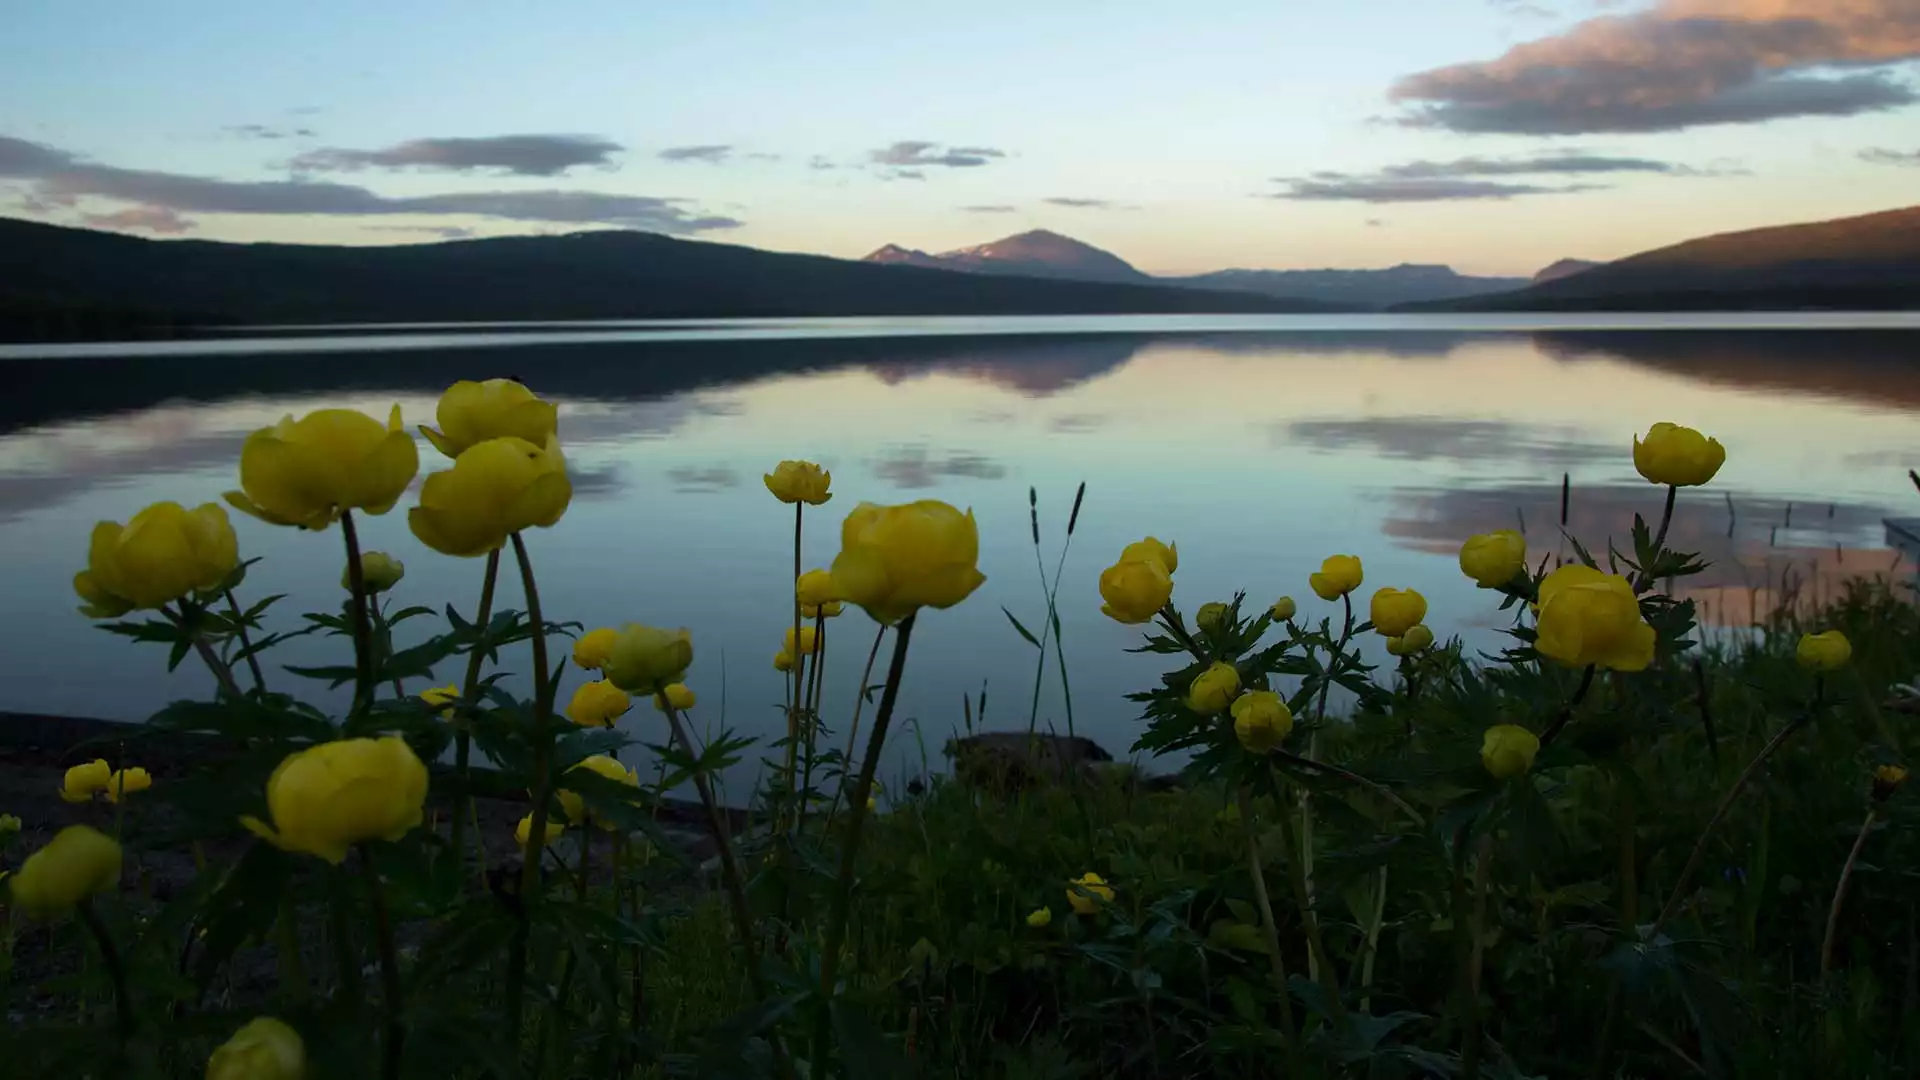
[1532,329,1920,412]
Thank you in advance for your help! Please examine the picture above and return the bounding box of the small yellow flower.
[74,501,240,617]
[1370,587,1427,638]
[343,551,405,594]
[573,627,618,670]
[1534,564,1655,672]
[104,767,151,804]
[784,625,820,656]
[515,814,565,851]
[419,378,559,460]
[59,759,113,804]
[1026,906,1053,928]
[1796,630,1851,672]
[1309,554,1363,601]
[566,679,633,728]
[1120,537,1178,574]
[656,683,696,712]
[1187,662,1242,715]
[1231,691,1293,754]
[419,684,460,720]
[1270,596,1297,622]
[764,460,833,505]
[226,405,419,530]
[1872,763,1909,802]
[408,435,572,557]
[796,568,844,618]
[557,755,639,828]
[241,737,429,864]
[1459,530,1527,589]
[207,1016,307,1080]
[1387,624,1436,656]
[1066,871,1114,915]
[1099,555,1173,625]
[831,500,986,625]
[774,650,794,673]
[7,825,121,921]
[602,623,694,693]
[1481,725,1541,780]
[1633,422,1726,488]
[1195,601,1230,633]
[865,795,878,812]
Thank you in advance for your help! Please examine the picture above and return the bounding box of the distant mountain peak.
[862,229,1147,284]
[1534,258,1601,284]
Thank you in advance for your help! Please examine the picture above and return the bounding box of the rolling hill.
[863,229,1150,284]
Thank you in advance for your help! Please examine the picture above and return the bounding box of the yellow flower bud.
[59,758,112,804]
[1270,596,1297,622]
[419,378,559,460]
[418,684,459,720]
[104,767,151,804]
[1481,724,1541,780]
[226,406,419,530]
[1187,662,1242,715]
[1796,629,1851,672]
[1872,763,1909,802]
[1196,601,1230,633]
[1534,565,1655,672]
[1099,556,1173,625]
[73,501,239,616]
[1026,906,1053,928]
[557,755,638,828]
[1633,422,1725,488]
[764,459,833,505]
[656,683,697,712]
[1370,587,1427,638]
[240,737,429,864]
[1309,554,1363,601]
[602,623,694,693]
[344,551,405,594]
[784,625,820,656]
[515,814,565,851]
[830,500,986,625]
[774,650,794,673]
[573,627,618,670]
[1459,530,1527,589]
[865,795,877,812]
[1120,537,1178,574]
[1387,624,1436,656]
[408,435,572,557]
[1231,691,1293,754]
[797,568,844,618]
[207,1017,306,1080]
[566,679,633,728]
[1066,871,1114,915]
[7,825,121,921]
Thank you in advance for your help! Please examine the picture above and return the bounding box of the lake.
[5,314,1920,795]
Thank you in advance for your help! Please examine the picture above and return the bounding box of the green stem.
[1631,485,1678,595]
[798,612,827,834]
[360,848,406,1080]
[1357,866,1389,1014]
[788,501,805,829]
[449,549,501,894]
[1235,785,1305,1078]
[330,874,365,1007]
[77,900,134,1054]
[1273,768,1345,1024]
[504,531,558,1057]
[1821,807,1880,981]
[1026,517,1052,738]
[824,624,888,830]
[276,893,307,1004]
[339,509,376,717]
[1450,827,1484,1079]
[1300,593,1356,981]
[167,604,242,698]
[223,589,268,693]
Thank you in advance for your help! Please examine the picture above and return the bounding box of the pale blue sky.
[2,0,1916,275]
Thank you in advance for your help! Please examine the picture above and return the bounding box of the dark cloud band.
[291,134,623,176]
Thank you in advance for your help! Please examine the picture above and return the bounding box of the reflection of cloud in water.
[1380,481,1910,626]
[870,445,1007,489]
[665,465,738,493]
[1048,413,1107,434]
[1283,416,1616,468]
[568,462,627,498]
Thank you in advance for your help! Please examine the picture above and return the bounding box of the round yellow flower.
[1533,564,1655,672]
[59,758,112,804]
[419,378,559,460]
[408,435,572,557]
[1387,624,1436,656]
[1633,422,1726,488]
[1026,906,1053,928]
[784,625,820,656]
[1481,724,1541,780]
[419,684,460,720]
[796,568,844,618]
[1099,556,1173,625]
[1796,629,1851,672]
[74,501,239,617]
[774,650,794,673]
[602,623,694,693]
[1120,537,1178,574]
[1196,601,1230,633]
[1459,530,1527,589]
[830,500,986,625]
[1187,662,1242,715]
[344,551,405,594]
[7,825,122,921]
[1309,554,1364,601]
[515,814,565,851]
[566,679,633,728]
[764,459,832,505]
[207,1017,306,1080]
[1370,587,1427,638]
[557,754,639,828]
[1872,763,1909,801]
[226,405,419,530]
[656,683,696,711]
[104,767,151,804]
[1231,691,1293,754]
[573,627,618,670]
[241,737,429,864]
[1270,595,1297,622]
[1066,871,1114,915]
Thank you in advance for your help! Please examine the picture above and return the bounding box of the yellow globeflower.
[796,568,844,618]
[1231,691,1293,754]
[1099,556,1173,625]
[7,825,121,921]
[1066,871,1114,915]
[1309,555,1364,601]
[764,460,833,505]
[1533,564,1655,672]
[1459,530,1527,589]
[515,814,565,851]
[241,737,429,864]
[1187,662,1242,715]
[408,435,572,557]
[104,767,151,804]
[1120,537,1178,574]
[1370,587,1427,638]
[656,683,696,712]
[343,551,406,594]
[1270,595,1297,622]
[557,754,639,828]
[774,650,794,673]
[1026,906,1053,928]
[226,405,419,530]
[574,627,618,671]
[566,679,633,728]
[419,378,559,460]
[784,625,820,656]
[1872,764,1909,801]
[207,1017,307,1080]
[1387,624,1436,656]
[602,623,694,694]
[59,759,113,804]
[1633,422,1726,488]
[1196,601,1230,633]
[74,501,239,617]
[419,684,460,720]
[1481,725,1541,780]
[830,500,987,625]
[1796,630,1851,672]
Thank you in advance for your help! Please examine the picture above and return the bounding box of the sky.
[2,0,1917,276]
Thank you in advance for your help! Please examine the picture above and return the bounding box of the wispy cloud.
[961,204,1017,213]
[224,123,316,140]
[1861,147,1920,166]
[1042,196,1116,209]
[79,205,196,234]
[869,141,1006,168]
[1271,177,1593,202]
[658,144,732,164]
[1266,150,1705,202]
[365,224,477,239]
[291,133,623,176]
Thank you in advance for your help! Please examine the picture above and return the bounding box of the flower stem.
[1235,784,1305,1078]
[1273,768,1345,1024]
[339,509,376,717]
[788,501,805,829]
[1538,664,1598,749]
[276,893,307,1003]
[815,612,918,1064]
[1821,807,1881,981]
[1448,826,1484,1080]
[222,589,268,693]
[166,604,242,698]
[76,900,134,1055]
[1631,484,1679,595]
[504,531,557,1056]
[824,624,888,830]
[359,847,406,1080]
[797,612,827,834]
[449,548,500,895]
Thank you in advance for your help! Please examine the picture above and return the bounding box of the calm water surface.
[5,315,1919,792]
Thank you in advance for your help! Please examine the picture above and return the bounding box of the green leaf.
[1208,919,1270,954]
[1002,606,1042,649]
